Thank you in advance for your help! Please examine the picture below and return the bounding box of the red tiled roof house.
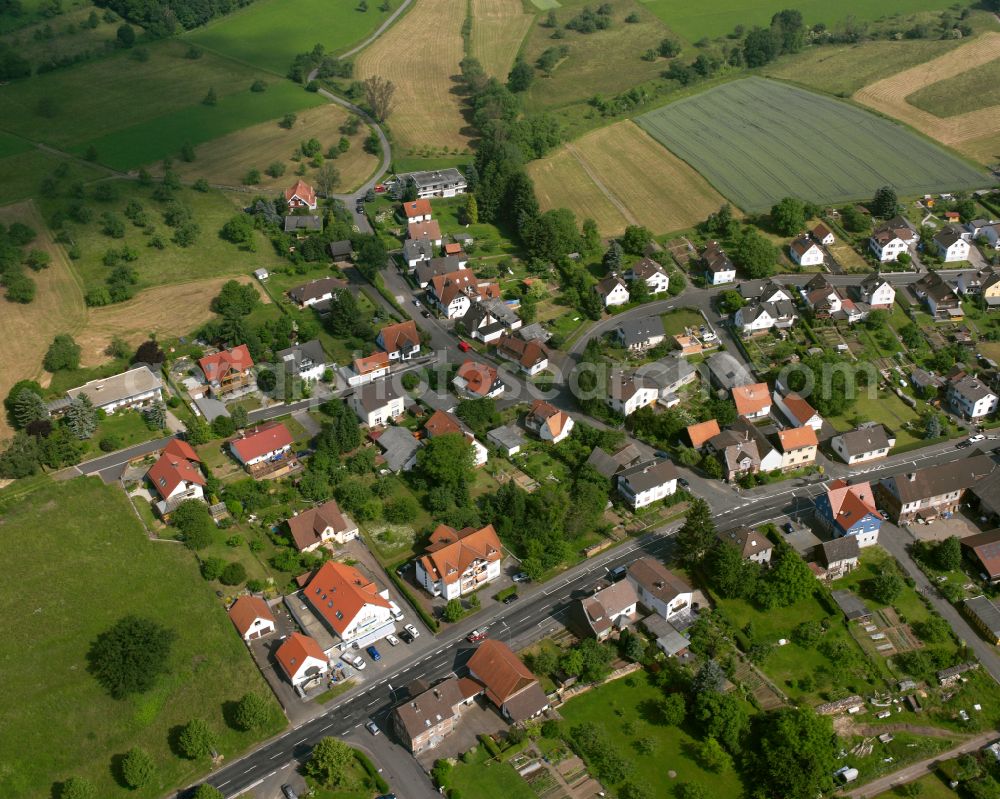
[199,345,255,396]
[147,439,205,516]
[230,422,294,468]
[275,632,328,687]
[285,179,318,210]
[228,595,276,641]
[301,560,395,649]
[416,524,503,600]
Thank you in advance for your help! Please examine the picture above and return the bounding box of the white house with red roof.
[416,524,503,600]
[494,335,549,376]
[524,400,574,444]
[732,383,771,419]
[454,359,504,399]
[230,422,294,468]
[301,561,395,649]
[198,345,255,396]
[424,409,488,467]
[402,199,433,223]
[228,595,276,642]
[275,632,329,687]
[376,320,421,361]
[816,479,883,547]
[408,219,443,245]
[285,179,318,211]
[343,351,390,388]
[790,237,824,267]
[147,439,205,516]
[774,391,823,431]
[287,499,359,552]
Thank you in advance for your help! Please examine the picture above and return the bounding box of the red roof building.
[302,561,394,644]
[467,640,549,722]
[199,345,255,395]
[285,179,318,210]
[230,422,294,466]
[402,199,432,221]
[147,442,205,501]
[228,596,276,641]
[454,359,503,398]
[275,632,328,685]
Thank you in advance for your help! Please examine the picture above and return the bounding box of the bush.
[200,557,225,580]
[178,719,217,759]
[220,562,247,586]
[120,746,156,789]
[233,691,272,731]
[99,435,122,452]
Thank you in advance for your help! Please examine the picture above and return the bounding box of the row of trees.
[0,220,41,304]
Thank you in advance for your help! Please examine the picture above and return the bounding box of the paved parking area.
[905,513,982,542]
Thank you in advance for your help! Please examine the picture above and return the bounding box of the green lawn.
[442,746,536,799]
[428,195,520,256]
[826,390,924,449]
[660,307,704,337]
[0,148,110,205]
[186,0,399,74]
[83,409,164,457]
[907,56,1000,118]
[637,77,988,213]
[0,130,31,158]
[38,180,287,294]
[639,0,955,43]
[0,477,285,799]
[874,773,960,799]
[557,671,745,797]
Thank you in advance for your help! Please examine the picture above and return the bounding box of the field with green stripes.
[637,77,987,212]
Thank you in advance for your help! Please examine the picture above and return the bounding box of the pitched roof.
[415,256,465,285]
[609,371,656,403]
[630,257,667,281]
[303,560,391,635]
[287,500,354,551]
[378,320,420,355]
[373,425,421,471]
[791,236,820,257]
[496,334,548,369]
[718,525,772,559]
[275,632,326,679]
[618,458,678,493]
[966,596,1000,638]
[455,359,500,397]
[778,425,818,452]
[934,225,965,248]
[419,524,503,586]
[527,399,572,439]
[821,535,860,566]
[431,269,479,306]
[812,222,833,240]
[328,239,353,258]
[687,419,721,448]
[285,179,316,206]
[617,316,665,346]
[276,339,326,376]
[835,424,891,456]
[962,529,1000,578]
[702,241,734,273]
[228,595,275,637]
[467,639,538,706]
[824,480,881,531]
[403,238,435,262]
[627,557,691,603]
[231,422,294,462]
[199,345,254,383]
[424,409,463,438]
[163,438,200,462]
[779,392,819,425]
[353,350,390,376]
[488,424,525,451]
[394,677,466,739]
[288,276,343,305]
[595,273,628,297]
[732,383,771,416]
[147,446,205,499]
[355,378,404,413]
[883,454,994,504]
[584,580,639,636]
[402,198,432,218]
[951,374,997,403]
[408,219,442,241]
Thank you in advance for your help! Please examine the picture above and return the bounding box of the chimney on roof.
[654,580,665,589]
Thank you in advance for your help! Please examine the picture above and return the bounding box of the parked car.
[389,600,404,621]
[968,434,985,444]
[678,477,689,489]
[366,645,381,662]
[413,298,421,307]
[512,572,529,583]
[502,593,519,605]
[385,633,400,647]
[458,340,471,352]
[404,623,420,639]
[366,720,380,736]
[421,310,431,318]
[783,522,794,534]
[350,654,366,670]
[467,628,488,643]
[399,628,414,644]
[608,565,627,582]
[282,785,299,799]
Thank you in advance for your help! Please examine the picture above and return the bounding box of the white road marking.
[270,752,282,759]
[367,699,378,706]
[218,780,230,788]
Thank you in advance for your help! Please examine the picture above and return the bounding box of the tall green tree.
[750,708,836,799]
[233,692,273,730]
[871,185,899,218]
[120,746,156,789]
[770,197,806,236]
[306,737,355,786]
[192,786,224,799]
[416,433,475,498]
[44,333,81,371]
[732,227,777,278]
[676,498,716,566]
[13,387,48,428]
[178,718,217,759]
[507,58,534,92]
[60,777,96,799]
[88,616,175,698]
[66,394,97,440]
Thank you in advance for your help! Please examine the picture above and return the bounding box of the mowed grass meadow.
[637,77,988,212]
[638,0,952,42]
[0,477,285,799]
[185,0,398,74]
[0,38,322,169]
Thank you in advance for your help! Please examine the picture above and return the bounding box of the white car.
[404,624,419,639]
[385,633,400,647]
[350,655,366,670]
[389,600,404,621]
[968,434,985,444]
[413,298,421,307]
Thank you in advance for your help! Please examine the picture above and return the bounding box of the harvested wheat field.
[528,121,727,236]
[853,32,1000,163]
[471,0,534,80]
[0,201,87,438]
[166,104,380,193]
[76,275,267,367]
[356,0,469,151]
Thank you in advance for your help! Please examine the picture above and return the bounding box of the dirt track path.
[566,142,642,228]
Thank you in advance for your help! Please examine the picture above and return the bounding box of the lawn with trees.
[0,477,284,799]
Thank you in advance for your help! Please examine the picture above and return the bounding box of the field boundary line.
[565,142,640,227]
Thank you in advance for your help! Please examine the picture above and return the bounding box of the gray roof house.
[374,425,421,472]
[616,316,666,351]
[276,339,327,379]
[586,443,642,479]
[65,365,163,415]
[487,424,526,456]
[284,215,323,232]
[705,351,754,390]
[415,256,466,287]
[403,238,435,267]
[328,239,353,259]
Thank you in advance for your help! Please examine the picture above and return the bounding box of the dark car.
[502,593,519,605]
[608,565,627,582]
[421,310,431,318]
[783,522,794,534]
[678,477,689,489]
[399,628,414,644]
[366,645,381,661]
[281,786,299,799]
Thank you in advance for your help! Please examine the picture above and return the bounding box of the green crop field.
[638,0,950,43]
[186,0,398,74]
[0,477,285,799]
[637,77,988,212]
[907,56,1000,117]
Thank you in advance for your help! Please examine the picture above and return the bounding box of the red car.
[467,628,488,643]
[458,340,471,352]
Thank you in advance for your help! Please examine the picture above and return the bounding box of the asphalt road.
[66,435,174,483]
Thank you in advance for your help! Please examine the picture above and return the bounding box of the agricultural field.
[0,146,110,206]
[36,181,287,295]
[185,0,397,74]
[470,0,534,81]
[762,38,963,97]
[520,0,669,112]
[528,121,726,235]
[853,32,1000,165]
[0,39,321,169]
[637,77,988,213]
[638,0,953,43]
[0,4,136,65]
[0,477,284,799]
[355,0,469,152]
[0,201,86,438]
[906,55,1000,117]
[76,275,266,366]
[0,0,90,33]
[165,104,379,193]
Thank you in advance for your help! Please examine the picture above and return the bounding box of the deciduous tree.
[88,616,175,699]
[233,691,271,731]
[770,196,806,236]
[306,737,355,786]
[676,498,716,566]
[44,333,80,371]
[178,718,217,759]
[362,75,396,121]
[121,746,156,789]
[750,708,836,799]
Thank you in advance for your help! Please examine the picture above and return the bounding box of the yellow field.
[528,121,727,236]
[853,32,1000,163]
[356,0,470,152]
[165,104,380,193]
[0,201,87,438]
[471,0,535,80]
[77,275,266,367]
